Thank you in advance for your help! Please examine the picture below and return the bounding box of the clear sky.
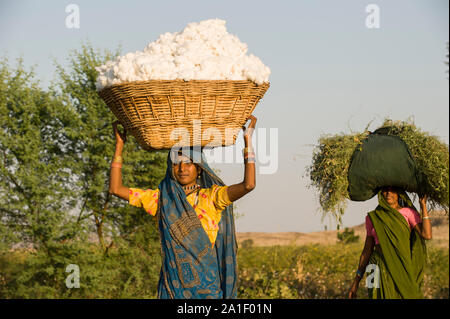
[1,0,448,232]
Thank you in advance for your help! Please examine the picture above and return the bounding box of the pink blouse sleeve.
[401,207,422,229]
[365,215,374,237]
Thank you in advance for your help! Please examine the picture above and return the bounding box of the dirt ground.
[237,210,449,248]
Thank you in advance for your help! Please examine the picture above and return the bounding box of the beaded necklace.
[182,184,200,191]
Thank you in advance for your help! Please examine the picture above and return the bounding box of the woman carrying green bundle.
[348,187,432,299]
[108,116,257,299]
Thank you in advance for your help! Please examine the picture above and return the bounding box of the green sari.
[367,190,427,299]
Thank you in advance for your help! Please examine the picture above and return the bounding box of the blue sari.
[156,148,238,299]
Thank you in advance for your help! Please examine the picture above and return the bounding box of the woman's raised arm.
[227,115,257,202]
[109,121,130,201]
[414,195,432,240]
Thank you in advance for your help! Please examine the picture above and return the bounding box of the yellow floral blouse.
[128,185,232,246]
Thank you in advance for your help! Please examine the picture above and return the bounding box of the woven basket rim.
[97,79,270,150]
[97,79,270,93]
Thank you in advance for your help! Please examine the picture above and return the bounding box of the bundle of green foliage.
[306,118,449,224]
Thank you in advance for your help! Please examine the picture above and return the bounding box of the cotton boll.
[95,18,270,90]
[179,68,195,81]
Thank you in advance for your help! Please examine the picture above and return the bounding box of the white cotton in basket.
[95,19,270,90]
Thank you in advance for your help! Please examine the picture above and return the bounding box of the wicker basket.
[98,80,270,150]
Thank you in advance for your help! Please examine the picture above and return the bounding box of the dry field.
[237,210,449,248]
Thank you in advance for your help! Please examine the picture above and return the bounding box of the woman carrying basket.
[109,116,258,299]
[348,186,432,299]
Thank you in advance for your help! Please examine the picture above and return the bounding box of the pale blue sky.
[1,0,448,232]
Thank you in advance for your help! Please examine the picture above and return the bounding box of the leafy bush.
[337,228,360,244]
[237,243,448,299]
[241,239,254,250]
[0,239,161,299]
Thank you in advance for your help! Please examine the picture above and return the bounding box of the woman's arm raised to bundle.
[227,115,257,202]
[109,121,130,201]
[414,195,432,240]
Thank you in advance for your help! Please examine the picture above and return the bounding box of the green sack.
[347,131,422,201]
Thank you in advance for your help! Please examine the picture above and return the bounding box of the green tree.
[337,228,359,244]
[51,42,167,252]
[0,57,84,251]
[0,43,168,298]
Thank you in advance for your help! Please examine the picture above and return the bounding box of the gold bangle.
[111,162,122,169]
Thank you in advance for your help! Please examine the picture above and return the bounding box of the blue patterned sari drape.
[156,148,238,299]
